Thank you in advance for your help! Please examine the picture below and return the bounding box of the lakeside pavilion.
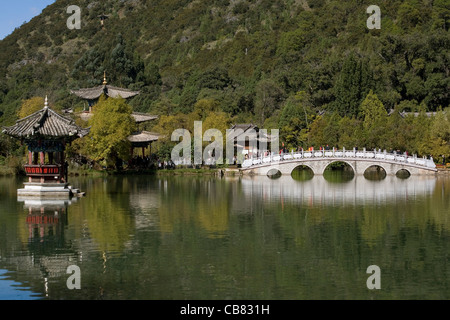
[2,97,90,198]
[70,72,160,159]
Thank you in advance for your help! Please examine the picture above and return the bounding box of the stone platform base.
[17,183,82,199]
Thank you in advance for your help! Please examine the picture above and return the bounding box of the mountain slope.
[0,0,448,127]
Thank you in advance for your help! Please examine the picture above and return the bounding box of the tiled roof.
[70,85,140,100]
[127,131,161,143]
[131,113,158,123]
[2,106,90,140]
[78,112,158,124]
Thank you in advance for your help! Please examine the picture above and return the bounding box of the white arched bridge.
[241,148,437,176]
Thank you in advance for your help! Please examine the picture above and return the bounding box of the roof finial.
[44,95,48,109]
[103,71,107,85]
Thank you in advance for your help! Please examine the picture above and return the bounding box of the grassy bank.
[0,165,14,176]
[2,162,448,179]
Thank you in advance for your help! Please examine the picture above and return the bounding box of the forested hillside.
[0,0,449,168]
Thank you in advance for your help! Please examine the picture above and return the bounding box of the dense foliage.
[84,95,136,168]
[0,0,448,167]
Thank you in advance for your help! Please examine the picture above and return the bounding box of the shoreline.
[1,164,449,178]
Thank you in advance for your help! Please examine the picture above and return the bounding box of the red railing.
[24,165,61,176]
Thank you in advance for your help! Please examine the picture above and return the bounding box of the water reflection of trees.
[70,176,134,254]
[157,177,231,238]
[1,175,449,299]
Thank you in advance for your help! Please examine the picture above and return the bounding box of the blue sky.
[0,0,56,40]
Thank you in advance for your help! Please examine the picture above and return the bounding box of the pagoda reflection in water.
[20,198,74,246]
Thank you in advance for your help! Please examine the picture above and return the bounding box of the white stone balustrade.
[241,148,436,176]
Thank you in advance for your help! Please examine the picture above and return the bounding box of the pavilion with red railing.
[2,96,89,198]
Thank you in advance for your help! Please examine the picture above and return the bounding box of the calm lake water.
[0,172,449,300]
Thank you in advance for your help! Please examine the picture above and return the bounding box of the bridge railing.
[241,148,436,169]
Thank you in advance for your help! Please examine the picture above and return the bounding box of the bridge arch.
[363,165,387,180]
[267,168,282,178]
[322,160,356,175]
[396,168,411,179]
[291,164,315,181]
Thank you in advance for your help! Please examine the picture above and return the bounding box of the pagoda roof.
[2,102,90,140]
[131,112,159,123]
[227,123,274,143]
[70,84,140,100]
[230,123,259,133]
[79,111,158,123]
[127,131,161,144]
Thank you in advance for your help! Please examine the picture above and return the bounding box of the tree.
[189,99,220,122]
[278,91,314,149]
[17,97,44,118]
[360,91,388,149]
[307,114,341,149]
[277,28,307,64]
[254,78,285,127]
[71,46,105,86]
[202,111,233,154]
[338,116,364,149]
[108,34,138,87]
[151,113,190,161]
[332,54,373,118]
[420,109,450,160]
[397,2,423,29]
[432,0,449,30]
[361,90,387,129]
[143,62,162,86]
[86,96,136,169]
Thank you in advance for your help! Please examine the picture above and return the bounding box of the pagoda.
[2,97,90,198]
[70,73,160,158]
[70,72,158,122]
[70,71,140,113]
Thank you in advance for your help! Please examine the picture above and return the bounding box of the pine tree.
[333,54,373,118]
[360,90,388,149]
[108,34,136,87]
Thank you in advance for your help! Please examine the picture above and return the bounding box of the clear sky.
[0,0,56,40]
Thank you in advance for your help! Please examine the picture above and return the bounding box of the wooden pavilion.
[128,131,160,159]
[2,97,89,198]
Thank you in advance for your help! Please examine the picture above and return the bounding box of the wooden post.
[40,152,45,183]
[61,151,66,183]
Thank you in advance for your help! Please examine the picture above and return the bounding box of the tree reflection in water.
[0,175,449,300]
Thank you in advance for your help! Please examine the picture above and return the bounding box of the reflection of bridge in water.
[237,175,437,206]
[241,149,437,176]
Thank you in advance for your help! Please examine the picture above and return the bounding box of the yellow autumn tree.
[18,97,44,118]
[87,95,136,169]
